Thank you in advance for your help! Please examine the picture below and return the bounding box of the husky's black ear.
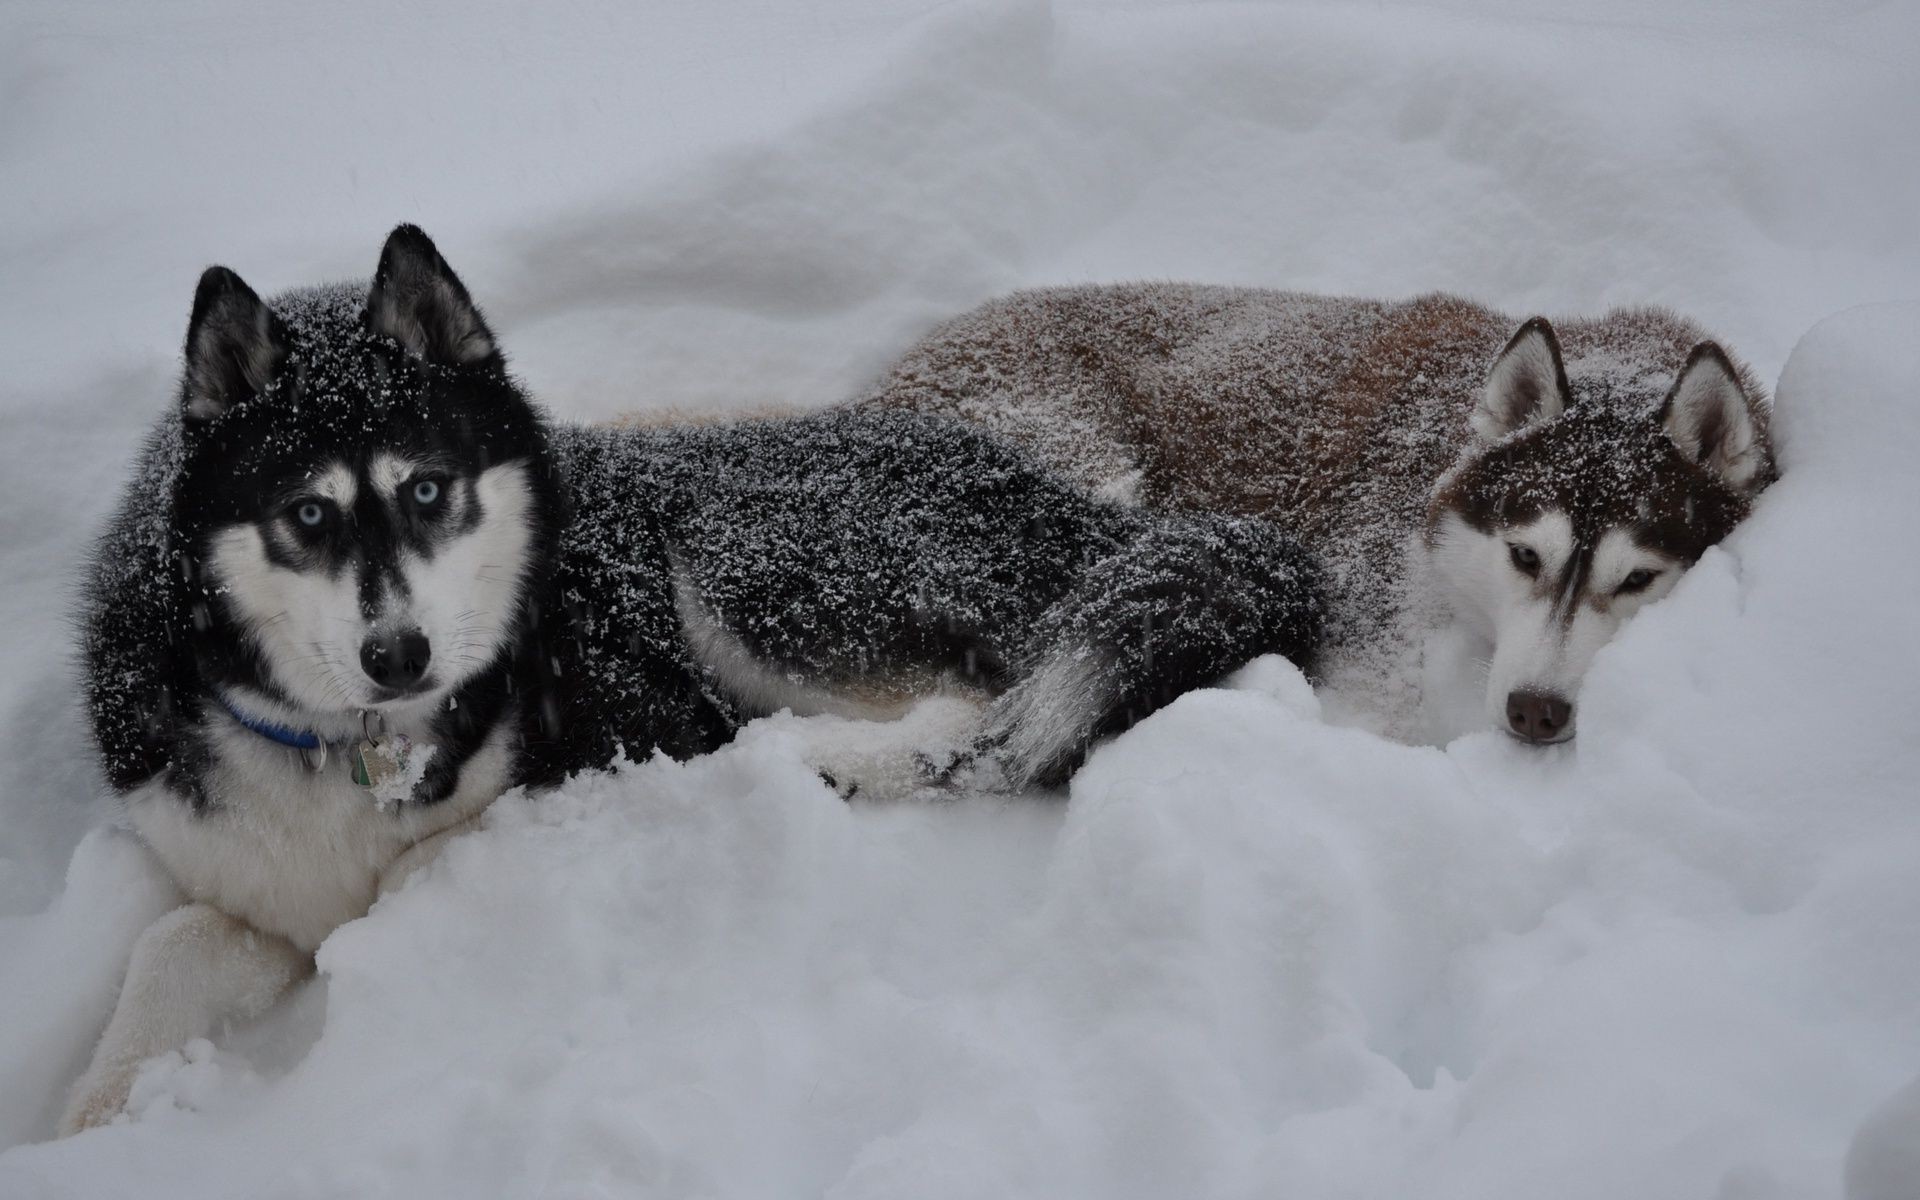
[182,267,287,423]
[366,224,498,366]
[1660,342,1765,492]
[1473,317,1571,442]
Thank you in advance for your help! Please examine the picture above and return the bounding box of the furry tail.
[976,514,1323,789]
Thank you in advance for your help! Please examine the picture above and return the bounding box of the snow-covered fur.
[542,417,1319,792]
[67,233,1321,1134]
[862,286,1774,741]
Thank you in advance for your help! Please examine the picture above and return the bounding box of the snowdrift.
[5,303,1919,1199]
[3,0,1918,1196]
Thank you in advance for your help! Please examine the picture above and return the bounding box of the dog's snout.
[360,630,431,690]
[1505,689,1573,744]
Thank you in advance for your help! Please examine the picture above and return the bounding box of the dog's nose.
[360,630,431,690]
[1506,689,1573,743]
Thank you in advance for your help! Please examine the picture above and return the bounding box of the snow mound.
[2,303,1917,1197]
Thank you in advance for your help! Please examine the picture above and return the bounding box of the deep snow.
[2,0,1919,1196]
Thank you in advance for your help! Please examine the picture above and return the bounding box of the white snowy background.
[3,0,1919,1195]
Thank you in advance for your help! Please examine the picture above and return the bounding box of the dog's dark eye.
[411,478,443,507]
[1617,568,1660,595]
[293,501,327,528]
[1508,543,1540,577]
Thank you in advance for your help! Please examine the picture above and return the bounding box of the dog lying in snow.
[62,229,1321,1133]
[863,286,1776,742]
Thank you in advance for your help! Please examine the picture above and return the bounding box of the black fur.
[83,227,1325,810]
[994,514,1323,785]
[182,267,288,422]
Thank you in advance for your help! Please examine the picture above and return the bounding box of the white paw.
[808,739,942,803]
[799,696,986,802]
[59,1063,137,1137]
[941,747,1012,794]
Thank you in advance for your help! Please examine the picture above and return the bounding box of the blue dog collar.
[217,695,323,751]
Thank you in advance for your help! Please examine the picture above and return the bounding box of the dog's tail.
[977,513,1323,790]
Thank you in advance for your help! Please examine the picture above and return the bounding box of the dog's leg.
[793,695,990,802]
[973,514,1323,790]
[61,903,307,1136]
[379,814,484,896]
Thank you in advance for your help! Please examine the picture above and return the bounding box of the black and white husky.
[865,286,1776,743]
[63,229,1320,1133]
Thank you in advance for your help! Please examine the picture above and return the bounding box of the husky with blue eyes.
[865,287,1776,743]
[62,229,1321,1133]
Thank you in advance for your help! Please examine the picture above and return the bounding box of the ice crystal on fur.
[535,408,1321,786]
[83,413,190,788]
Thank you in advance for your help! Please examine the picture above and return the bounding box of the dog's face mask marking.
[173,227,549,718]
[203,455,535,714]
[1430,319,1771,743]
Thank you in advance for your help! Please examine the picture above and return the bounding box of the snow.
[2,0,1919,1195]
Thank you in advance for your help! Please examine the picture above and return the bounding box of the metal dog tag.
[351,733,415,790]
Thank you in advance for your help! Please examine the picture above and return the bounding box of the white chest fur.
[129,719,511,952]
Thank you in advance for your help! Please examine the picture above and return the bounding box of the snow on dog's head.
[1426,315,1774,744]
[168,226,564,724]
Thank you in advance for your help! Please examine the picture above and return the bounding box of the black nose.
[1506,689,1573,743]
[360,630,431,690]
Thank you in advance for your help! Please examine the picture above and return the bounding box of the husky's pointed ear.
[1473,317,1571,442]
[366,224,497,366]
[182,267,287,423]
[1660,341,1765,492]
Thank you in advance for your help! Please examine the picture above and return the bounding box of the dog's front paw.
[59,1064,137,1137]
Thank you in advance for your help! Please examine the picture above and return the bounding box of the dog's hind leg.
[973,515,1322,790]
[61,903,308,1135]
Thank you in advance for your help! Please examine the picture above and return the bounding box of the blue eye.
[296,502,326,527]
[412,479,441,506]
[1617,569,1660,595]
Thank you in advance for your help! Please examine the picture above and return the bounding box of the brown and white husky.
[862,286,1775,743]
